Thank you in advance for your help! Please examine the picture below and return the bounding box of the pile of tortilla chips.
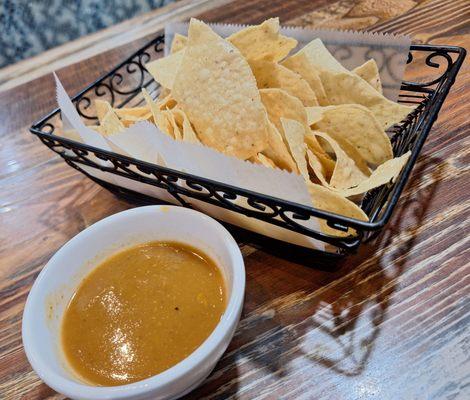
[80,18,414,237]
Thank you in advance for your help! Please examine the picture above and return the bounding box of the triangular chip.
[308,183,368,237]
[319,70,413,129]
[304,131,336,180]
[114,106,150,118]
[294,38,348,74]
[170,33,187,53]
[172,19,268,159]
[142,88,174,138]
[353,59,382,93]
[164,109,182,140]
[334,152,411,197]
[312,104,393,165]
[263,121,298,173]
[172,108,200,143]
[282,54,328,106]
[100,109,125,136]
[256,153,276,169]
[95,99,113,123]
[145,50,184,90]
[306,107,324,126]
[250,60,318,106]
[227,18,297,62]
[280,118,309,180]
[312,131,369,189]
[307,149,329,187]
[259,88,308,133]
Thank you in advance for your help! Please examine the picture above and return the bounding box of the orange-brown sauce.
[61,242,226,386]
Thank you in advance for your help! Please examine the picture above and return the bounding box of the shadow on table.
[184,155,443,398]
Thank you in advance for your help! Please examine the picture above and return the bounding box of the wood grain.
[1,0,469,399]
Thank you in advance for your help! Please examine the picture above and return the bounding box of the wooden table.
[1,0,468,398]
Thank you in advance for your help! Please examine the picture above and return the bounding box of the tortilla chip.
[304,131,336,179]
[172,108,200,143]
[100,109,125,136]
[114,106,150,118]
[164,109,182,140]
[250,60,318,106]
[308,182,368,237]
[297,38,348,73]
[281,52,328,105]
[353,59,382,93]
[319,70,414,129]
[172,19,268,160]
[95,99,113,123]
[256,153,276,168]
[227,18,297,62]
[307,149,329,187]
[259,88,308,132]
[280,118,309,180]
[335,152,411,197]
[263,121,298,173]
[156,92,177,110]
[306,106,324,126]
[141,88,174,137]
[171,33,187,53]
[312,131,369,189]
[312,104,393,165]
[145,50,184,90]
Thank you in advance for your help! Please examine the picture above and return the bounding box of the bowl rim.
[22,205,245,399]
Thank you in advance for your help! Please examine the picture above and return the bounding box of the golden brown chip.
[172,19,268,160]
[280,118,309,180]
[353,59,382,93]
[250,60,318,106]
[227,18,297,62]
[308,182,368,237]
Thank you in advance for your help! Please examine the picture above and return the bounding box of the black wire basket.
[30,34,466,255]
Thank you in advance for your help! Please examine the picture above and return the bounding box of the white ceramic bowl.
[22,205,245,400]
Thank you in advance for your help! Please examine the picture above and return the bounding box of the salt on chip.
[145,50,184,90]
[227,17,297,62]
[353,59,382,93]
[280,118,309,181]
[171,33,187,53]
[172,19,268,160]
[250,60,318,106]
[334,151,411,197]
[312,104,393,165]
[312,130,369,189]
[308,182,368,237]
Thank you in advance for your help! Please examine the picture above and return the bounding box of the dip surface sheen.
[61,241,226,386]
